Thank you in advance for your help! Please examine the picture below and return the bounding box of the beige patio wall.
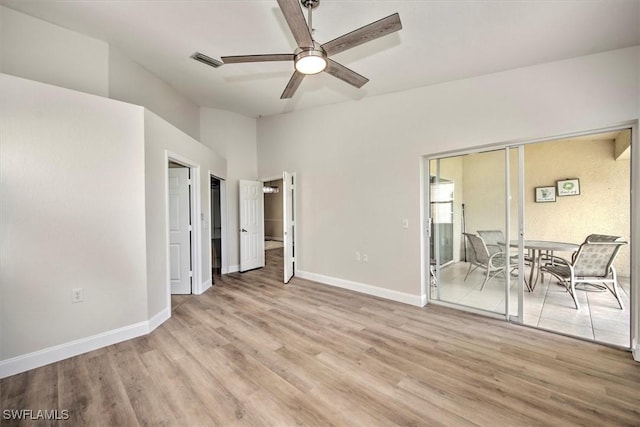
[457,136,631,276]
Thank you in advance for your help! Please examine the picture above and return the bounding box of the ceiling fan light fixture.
[218,0,402,98]
[294,49,327,74]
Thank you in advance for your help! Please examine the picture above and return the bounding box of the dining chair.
[539,234,627,310]
[463,233,517,290]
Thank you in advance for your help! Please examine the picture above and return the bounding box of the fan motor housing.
[301,0,320,9]
[294,42,327,74]
[293,42,326,59]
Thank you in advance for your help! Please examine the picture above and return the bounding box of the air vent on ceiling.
[191,52,223,68]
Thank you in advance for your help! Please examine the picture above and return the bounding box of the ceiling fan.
[220,0,402,99]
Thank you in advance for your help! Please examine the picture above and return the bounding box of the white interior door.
[169,167,192,294]
[283,171,296,283]
[239,180,265,272]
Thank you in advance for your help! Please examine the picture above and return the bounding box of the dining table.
[500,240,580,291]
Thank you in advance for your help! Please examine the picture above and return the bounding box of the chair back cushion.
[477,230,505,255]
[573,234,626,277]
[463,233,490,265]
[477,230,504,245]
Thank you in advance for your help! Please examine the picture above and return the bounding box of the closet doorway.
[263,179,284,251]
[210,176,223,281]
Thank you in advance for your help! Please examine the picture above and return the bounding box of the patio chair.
[478,229,533,271]
[463,233,518,290]
[477,230,504,255]
[539,234,627,310]
[429,258,437,289]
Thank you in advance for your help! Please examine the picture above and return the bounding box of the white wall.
[257,47,639,301]
[200,108,258,272]
[0,6,109,97]
[144,110,227,316]
[0,6,201,144]
[0,74,147,361]
[109,47,201,140]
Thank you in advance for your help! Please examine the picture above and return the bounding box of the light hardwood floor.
[2,248,639,426]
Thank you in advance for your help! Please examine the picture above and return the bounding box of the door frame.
[165,151,202,301]
[261,173,298,282]
[208,172,228,275]
[283,171,296,283]
[420,121,638,357]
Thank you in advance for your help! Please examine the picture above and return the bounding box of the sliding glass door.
[426,129,632,349]
[429,149,524,317]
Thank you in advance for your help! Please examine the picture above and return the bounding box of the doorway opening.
[211,176,222,279]
[264,178,285,251]
[250,172,296,283]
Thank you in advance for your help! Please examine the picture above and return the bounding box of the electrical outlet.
[355,251,361,261]
[363,254,368,262]
[71,287,84,303]
[401,218,409,229]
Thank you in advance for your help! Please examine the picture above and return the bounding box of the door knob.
[241,228,247,232]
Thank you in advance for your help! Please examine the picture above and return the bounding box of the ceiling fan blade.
[277,0,314,48]
[324,59,369,88]
[281,71,305,99]
[221,54,294,64]
[321,13,402,57]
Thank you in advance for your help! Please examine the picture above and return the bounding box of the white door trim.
[630,120,639,361]
[219,179,229,274]
[283,171,296,283]
[165,151,202,300]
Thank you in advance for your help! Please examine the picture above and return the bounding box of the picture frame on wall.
[557,178,580,196]
[535,186,556,203]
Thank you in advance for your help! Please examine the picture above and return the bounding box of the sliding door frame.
[421,122,638,356]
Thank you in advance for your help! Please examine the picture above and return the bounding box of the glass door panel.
[429,149,509,316]
[514,133,631,348]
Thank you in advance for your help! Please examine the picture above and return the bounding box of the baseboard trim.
[296,270,423,307]
[148,307,170,332]
[0,309,171,379]
[195,278,212,295]
[227,264,240,274]
[632,338,639,362]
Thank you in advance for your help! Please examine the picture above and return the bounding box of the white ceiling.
[2,0,639,118]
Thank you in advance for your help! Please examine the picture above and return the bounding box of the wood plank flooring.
[2,248,639,426]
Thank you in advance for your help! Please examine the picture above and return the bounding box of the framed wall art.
[535,186,556,203]
[557,178,580,196]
